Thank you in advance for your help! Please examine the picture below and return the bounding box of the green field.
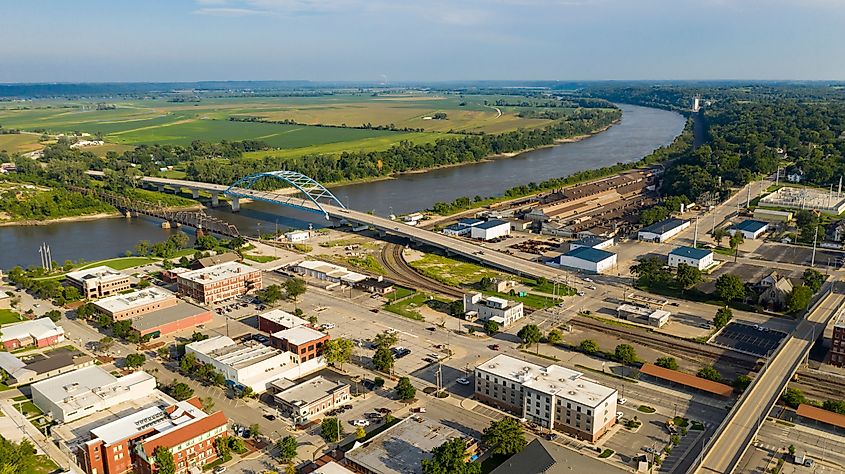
[0,309,24,325]
[0,133,43,153]
[75,256,158,270]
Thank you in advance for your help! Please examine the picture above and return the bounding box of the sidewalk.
[0,400,84,473]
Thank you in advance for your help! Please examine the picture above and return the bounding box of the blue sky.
[2,0,844,82]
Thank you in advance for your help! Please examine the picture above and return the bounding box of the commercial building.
[552,247,617,274]
[569,236,614,251]
[0,347,93,386]
[729,219,769,240]
[470,219,511,241]
[93,288,178,320]
[489,438,628,474]
[66,266,131,299]
[270,326,330,363]
[344,415,478,474]
[475,355,617,442]
[637,218,690,243]
[78,398,228,474]
[257,309,308,334]
[185,336,324,392]
[0,317,65,351]
[284,230,311,242]
[463,293,524,327]
[668,246,714,271]
[190,252,240,270]
[177,262,262,305]
[292,261,368,287]
[357,276,395,295]
[273,376,350,425]
[31,366,157,423]
[442,218,484,237]
[129,302,212,338]
[753,208,793,223]
[616,304,671,328]
[829,312,845,367]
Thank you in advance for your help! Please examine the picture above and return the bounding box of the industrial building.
[93,287,177,320]
[258,309,309,334]
[65,266,131,299]
[552,246,617,274]
[270,326,330,363]
[129,302,213,338]
[31,366,157,423]
[759,185,845,215]
[442,218,484,236]
[463,293,524,327]
[616,304,671,328]
[637,218,690,243]
[0,347,93,386]
[292,260,368,287]
[77,397,228,474]
[569,236,614,251]
[729,219,769,240]
[177,261,262,304]
[94,287,212,338]
[668,246,715,271]
[753,208,793,223]
[475,355,617,442]
[0,317,65,351]
[185,336,324,393]
[273,376,350,425]
[471,219,511,241]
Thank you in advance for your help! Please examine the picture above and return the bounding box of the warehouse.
[668,246,715,271]
[729,219,769,240]
[553,246,617,274]
[470,219,511,241]
[0,317,65,351]
[93,287,177,320]
[637,218,690,243]
[129,302,213,338]
[569,236,614,251]
[753,208,793,223]
[258,309,308,334]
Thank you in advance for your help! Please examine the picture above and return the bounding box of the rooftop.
[88,398,210,446]
[0,348,92,380]
[275,376,346,406]
[522,365,616,408]
[313,462,355,474]
[345,415,472,474]
[178,261,257,284]
[639,218,689,235]
[476,354,545,384]
[194,252,240,268]
[561,246,616,263]
[639,363,733,397]
[733,219,769,233]
[571,236,612,247]
[295,260,367,282]
[796,403,845,430]
[32,366,156,412]
[187,335,289,369]
[457,218,484,227]
[130,301,209,333]
[259,309,308,329]
[669,246,713,260]
[0,317,64,343]
[476,219,509,230]
[93,287,176,313]
[65,266,127,283]
[272,326,327,346]
[490,438,627,474]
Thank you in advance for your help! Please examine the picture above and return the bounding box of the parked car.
[426,327,436,331]
[352,419,371,427]
[616,411,625,420]
[411,407,426,413]
[643,447,655,454]
[456,378,471,385]
[342,404,353,410]
[320,323,336,330]
[489,344,500,350]
[376,407,392,414]
[618,398,627,405]
[263,414,276,421]
[213,467,226,474]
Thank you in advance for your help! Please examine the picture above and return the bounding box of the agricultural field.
[0,132,43,154]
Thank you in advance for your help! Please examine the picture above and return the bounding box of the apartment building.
[66,266,131,299]
[830,313,845,367]
[475,355,617,442]
[177,262,262,305]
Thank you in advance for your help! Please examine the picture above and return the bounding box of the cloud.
[193,7,266,16]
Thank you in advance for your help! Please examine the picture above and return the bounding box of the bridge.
[692,281,845,474]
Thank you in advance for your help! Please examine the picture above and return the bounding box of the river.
[0,104,685,269]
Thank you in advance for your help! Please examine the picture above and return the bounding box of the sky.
[1,0,844,83]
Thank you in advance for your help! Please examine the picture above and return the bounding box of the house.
[463,293,524,327]
[668,246,714,271]
[471,220,511,240]
[637,218,690,243]
[729,220,769,240]
[758,276,794,310]
[552,247,617,274]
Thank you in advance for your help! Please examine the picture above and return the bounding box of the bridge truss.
[225,171,346,219]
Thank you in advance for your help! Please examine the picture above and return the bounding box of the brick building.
[0,317,65,351]
[830,314,845,367]
[177,262,262,305]
[273,376,350,425]
[94,288,178,320]
[66,266,131,299]
[270,326,329,363]
[78,397,228,474]
[257,309,308,334]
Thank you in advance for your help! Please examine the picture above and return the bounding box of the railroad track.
[380,243,464,299]
[792,369,845,400]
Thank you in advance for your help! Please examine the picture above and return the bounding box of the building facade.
[729,219,769,240]
[66,266,131,299]
[0,317,65,351]
[273,376,350,425]
[637,218,690,243]
[257,309,308,334]
[553,247,617,274]
[471,220,511,241]
[177,262,262,305]
[668,246,714,271]
[270,326,330,363]
[831,316,845,367]
[463,293,524,327]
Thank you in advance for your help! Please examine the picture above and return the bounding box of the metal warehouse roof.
[562,246,616,263]
[669,246,713,260]
[639,218,689,235]
[733,219,768,233]
[475,219,509,230]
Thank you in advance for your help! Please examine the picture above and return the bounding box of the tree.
[195,235,218,250]
[162,382,194,401]
[373,346,395,373]
[356,426,366,440]
[125,353,146,368]
[421,438,481,474]
[239,386,255,399]
[216,437,231,458]
[579,339,599,354]
[481,417,526,456]
[200,396,215,412]
[0,436,38,473]
[696,366,722,382]
[396,377,416,401]
[733,375,752,393]
[546,328,563,345]
[729,232,745,261]
[786,285,813,313]
[136,279,151,289]
[802,268,826,292]
[373,331,398,349]
[630,257,672,287]
[517,324,542,353]
[712,227,727,246]
[257,284,284,305]
[675,263,702,291]
[135,240,151,256]
[249,423,261,439]
[170,231,190,249]
[781,387,806,408]
[823,399,845,415]
[284,278,307,304]
[44,309,62,322]
[75,302,96,320]
[483,319,500,336]
[788,444,796,456]
[715,274,745,302]
[308,315,318,325]
[323,338,354,371]
[98,336,114,353]
[153,446,176,474]
[655,357,678,370]
[614,344,637,364]
[62,285,80,302]
[320,417,342,442]
[713,307,733,329]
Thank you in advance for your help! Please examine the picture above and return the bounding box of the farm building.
[637,218,690,243]
[552,246,617,274]
[668,246,714,271]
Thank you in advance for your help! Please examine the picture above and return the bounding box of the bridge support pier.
[211,191,220,207]
[230,197,240,212]
[191,188,200,199]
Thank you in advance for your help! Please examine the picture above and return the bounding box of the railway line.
[792,369,845,400]
[379,242,464,299]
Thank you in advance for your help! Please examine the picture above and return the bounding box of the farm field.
[0,132,43,154]
[241,131,454,160]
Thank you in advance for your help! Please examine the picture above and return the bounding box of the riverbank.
[0,204,204,227]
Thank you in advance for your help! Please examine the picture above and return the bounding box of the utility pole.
[746,185,751,208]
[693,219,699,248]
[811,224,819,267]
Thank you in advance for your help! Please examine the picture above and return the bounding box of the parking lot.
[711,322,787,357]
[753,243,845,268]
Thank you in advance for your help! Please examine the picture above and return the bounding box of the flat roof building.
[293,260,368,286]
[637,218,690,243]
[31,366,157,423]
[553,246,617,274]
[65,266,131,299]
[729,219,769,239]
[177,261,262,305]
[93,287,178,320]
[271,326,330,363]
[753,208,793,223]
[668,246,715,271]
[463,292,524,327]
[0,317,65,351]
[475,354,617,442]
[130,301,213,338]
[616,304,671,328]
[257,309,308,334]
[273,376,350,425]
[471,219,511,241]
[639,363,732,397]
[569,236,614,251]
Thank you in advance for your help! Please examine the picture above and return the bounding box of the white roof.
[296,260,368,283]
[31,366,156,413]
[188,335,290,369]
[275,376,345,405]
[476,354,545,384]
[93,287,175,313]
[486,296,509,306]
[88,399,207,446]
[259,309,308,329]
[313,462,355,474]
[285,230,310,237]
[272,326,326,346]
[65,266,126,284]
[178,261,256,284]
[523,365,616,408]
[0,317,64,343]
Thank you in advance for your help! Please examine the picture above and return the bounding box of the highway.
[694,282,845,474]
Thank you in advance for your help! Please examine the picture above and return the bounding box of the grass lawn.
[384,286,416,301]
[383,292,449,321]
[243,254,277,263]
[408,252,503,287]
[29,454,59,474]
[0,309,24,325]
[76,256,159,271]
[483,289,557,310]
[17,401,43,418]
[344,255,386,275]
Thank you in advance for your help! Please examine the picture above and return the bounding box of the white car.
[583,277,593,283]
[352,419,370,427]
[213,467,226,474]
[320,323,336,330]
[618,398,627,405]
[385,328,397,334]
[616,411,624,420]
[456,378,471,385]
